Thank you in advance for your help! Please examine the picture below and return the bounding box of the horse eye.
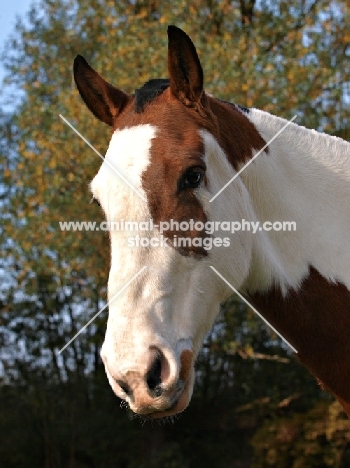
[182,168,204,189]
[89,197,101,207]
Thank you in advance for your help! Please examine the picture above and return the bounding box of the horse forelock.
[134,78,170,113]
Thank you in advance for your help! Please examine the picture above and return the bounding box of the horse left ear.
[73,55,130,126]
[167,25,205,114]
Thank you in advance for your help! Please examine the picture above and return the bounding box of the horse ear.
[167,25,205,112]
[73,56,130,126]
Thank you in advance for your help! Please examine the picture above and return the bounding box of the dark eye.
[182,167,204,189]
[89,197,101,207]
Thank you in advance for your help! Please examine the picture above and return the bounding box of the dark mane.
[135,78,170,113]
[217,98,250,114]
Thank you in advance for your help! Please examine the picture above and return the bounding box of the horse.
[73,25,350,418]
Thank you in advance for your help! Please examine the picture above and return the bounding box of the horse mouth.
[147,372,194,419]
[125,374,193,419]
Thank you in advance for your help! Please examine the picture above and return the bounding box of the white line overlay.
[209,115,297,202]
[59,114,146,201]
[209,266,298,353]
[58,266,147,354]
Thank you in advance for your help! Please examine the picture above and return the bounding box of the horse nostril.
[146,351,163,395]
[116,379,132,397]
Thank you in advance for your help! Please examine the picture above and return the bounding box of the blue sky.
[0,0,34,84]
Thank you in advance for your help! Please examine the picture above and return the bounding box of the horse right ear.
[73,56,130,126]
[167,26,205,114]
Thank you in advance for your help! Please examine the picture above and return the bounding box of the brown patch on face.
[141,99,209,257]
[249,267,350,416]
[179,349,194,382]
[111,87,267,257]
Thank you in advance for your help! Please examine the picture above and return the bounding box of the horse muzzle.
[101,345,195,418]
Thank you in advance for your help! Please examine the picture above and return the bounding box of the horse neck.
[240,109,350,294]
[237,111,350,413]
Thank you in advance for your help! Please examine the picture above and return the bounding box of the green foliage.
[251,401,350,468]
